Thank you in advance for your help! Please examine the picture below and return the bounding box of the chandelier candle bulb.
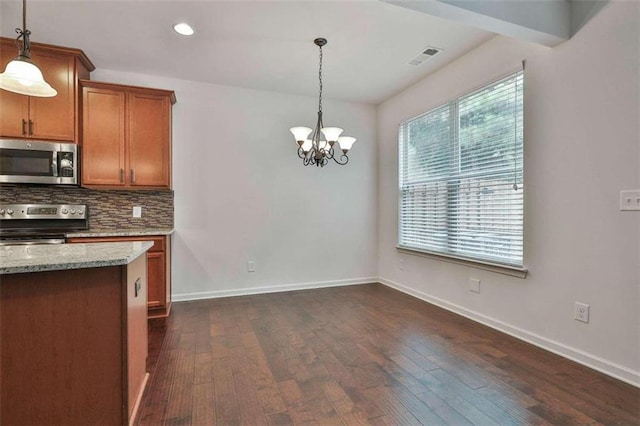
[290,37,356,167]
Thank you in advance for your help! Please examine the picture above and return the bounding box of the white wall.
[377,1,640,385]
[93,69,378,299]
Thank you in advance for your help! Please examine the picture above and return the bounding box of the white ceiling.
[0,0,494,104]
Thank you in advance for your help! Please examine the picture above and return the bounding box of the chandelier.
[290,38,356,167]
[0,0,57,97]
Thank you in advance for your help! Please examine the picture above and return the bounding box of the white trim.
[378,277,640,388]
[397,246,528,278]
[172,277,377,302]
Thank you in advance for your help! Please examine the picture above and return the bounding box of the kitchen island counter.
[0,241,153,275]
[1,241,151,425]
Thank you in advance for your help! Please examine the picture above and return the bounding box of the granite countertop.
[66,228,174,238]
[0,241,154,275]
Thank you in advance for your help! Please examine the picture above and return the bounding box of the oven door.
[0,139,78,185]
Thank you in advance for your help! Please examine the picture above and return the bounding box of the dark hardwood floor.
[137,283,640,425]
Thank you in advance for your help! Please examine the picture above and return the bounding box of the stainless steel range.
[0,203,88,245]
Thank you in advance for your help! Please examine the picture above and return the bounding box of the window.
[399,71,524,269]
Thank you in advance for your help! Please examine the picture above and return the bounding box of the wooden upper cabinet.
[0,37,94,142]
[80,80,175,190]
[128,92,171,188]
[82,86,126,186]
[28,50,75,140]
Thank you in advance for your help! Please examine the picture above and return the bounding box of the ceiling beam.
[382,0,575,47]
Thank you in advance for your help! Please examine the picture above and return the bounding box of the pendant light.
[0,0,57,97]
[290,38,356,167]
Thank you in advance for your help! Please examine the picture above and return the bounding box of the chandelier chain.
[318,44,323,114]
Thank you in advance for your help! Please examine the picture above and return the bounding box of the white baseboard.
[379,277,640,388]
[172,277,377,302]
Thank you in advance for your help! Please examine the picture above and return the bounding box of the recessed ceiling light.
[173,22,194,36]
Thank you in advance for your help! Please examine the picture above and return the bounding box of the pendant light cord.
[15,0,31,53]
[23,0,27,34]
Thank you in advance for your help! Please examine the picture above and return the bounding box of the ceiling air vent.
[407,46,443,66]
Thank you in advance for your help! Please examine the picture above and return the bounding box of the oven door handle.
[0,238,66,246]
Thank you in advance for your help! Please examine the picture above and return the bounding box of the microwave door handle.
[51,150,58,177]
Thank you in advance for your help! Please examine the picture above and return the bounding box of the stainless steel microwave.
[0,139,78,185]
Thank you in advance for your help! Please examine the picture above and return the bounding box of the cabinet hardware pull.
[28,120,34,135]
[131,169,135,184]
[135,278,142,297]
[22,119,27,135]
[119,168,124,183]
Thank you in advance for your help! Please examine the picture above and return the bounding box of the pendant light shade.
[0,56,56,97]
[0,0,57,98]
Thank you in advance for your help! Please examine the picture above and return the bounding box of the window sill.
[396,246,528,279]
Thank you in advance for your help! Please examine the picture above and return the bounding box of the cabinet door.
[28,50,75,141]
[82,86,126,186]
[0,42,29,138]
[127,92,171,188]
[146,251,166,309]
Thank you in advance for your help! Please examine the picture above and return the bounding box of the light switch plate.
[133,206,142,218]
[620,190,640,211]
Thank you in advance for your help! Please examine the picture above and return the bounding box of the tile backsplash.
[0,185,173,230]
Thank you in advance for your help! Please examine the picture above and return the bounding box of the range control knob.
[61,208,68,214]
[70,209,76,214]
[78,209,84,215]
[0,209,5,215]
[6,209,14,215]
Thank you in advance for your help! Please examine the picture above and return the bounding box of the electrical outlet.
[132,206,142,218]
[398,258,405,270]
[247,261,256,272]
[469,278,481,293]
[620,190,640,211]
[574,302,590,323]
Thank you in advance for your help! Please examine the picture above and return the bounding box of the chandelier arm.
[333,154,349,165]
[325,147,335,159]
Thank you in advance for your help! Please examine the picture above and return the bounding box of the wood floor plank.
[136,284,639,425]
[213,357,241,425]
[191,381,216,425]
[361,385,423,425]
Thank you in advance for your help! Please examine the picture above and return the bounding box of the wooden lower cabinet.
[68,235,171,317]
[0,255,148,425]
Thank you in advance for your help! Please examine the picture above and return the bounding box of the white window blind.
[399,71,524,268]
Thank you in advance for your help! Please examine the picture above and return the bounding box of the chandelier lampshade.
[290,38,356,167]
